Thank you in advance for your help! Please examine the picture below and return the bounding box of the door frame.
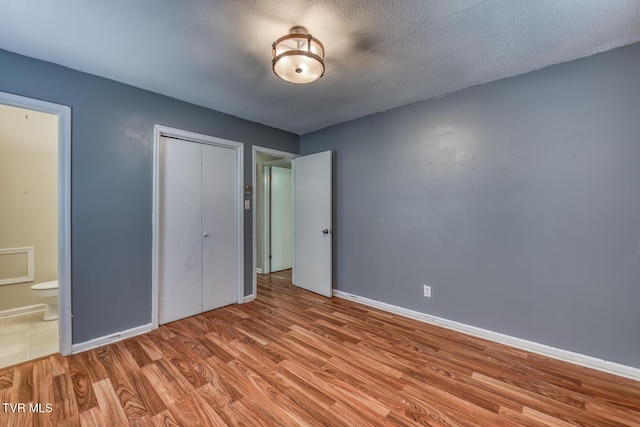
[152,125,244,329]
[250,146,298,301]
[0,91,72,356]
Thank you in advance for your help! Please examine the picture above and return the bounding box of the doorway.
[251,147,298,300]
[261,158,293,274]
[0,92,72,363]
[152,125,244,328]
[252,147,334,299]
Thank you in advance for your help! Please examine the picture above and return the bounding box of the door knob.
[322,229,332,235]
[203,232,210,238]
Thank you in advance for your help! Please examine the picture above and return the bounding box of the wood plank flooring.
[1,269,639,426]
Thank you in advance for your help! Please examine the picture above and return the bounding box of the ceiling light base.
[289,26,308,35]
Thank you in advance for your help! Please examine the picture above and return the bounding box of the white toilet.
[31,280,59,321]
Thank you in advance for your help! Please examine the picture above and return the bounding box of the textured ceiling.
[1,1,639,134]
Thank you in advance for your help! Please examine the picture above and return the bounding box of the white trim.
[243,294,256,303]
[0,92,72,357]
[333,290,640,382]
[263,164,271,274]
[0,247,34,285]
[152,125,244,329]
[251,146,298,300]
[256,268,263,274]
[0,304,45,320]
[71,323,153,354]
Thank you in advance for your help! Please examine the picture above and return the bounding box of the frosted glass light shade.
[272,29,325,84]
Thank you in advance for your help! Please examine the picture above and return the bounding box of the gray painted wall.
[300,43,640,368]
[0,49,298,344]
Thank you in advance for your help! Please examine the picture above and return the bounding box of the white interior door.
[158,136,203,324]
[293,151,332,297]
[270,166,292,272]
[202,144,238,311]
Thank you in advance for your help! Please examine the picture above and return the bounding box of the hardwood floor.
[1,270,639,426]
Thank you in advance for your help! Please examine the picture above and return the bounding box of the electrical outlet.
[423,284,431,298]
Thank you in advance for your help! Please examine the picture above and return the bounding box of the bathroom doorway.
[0,92,71,367]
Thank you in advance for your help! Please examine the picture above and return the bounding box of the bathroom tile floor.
[0,311,58,369]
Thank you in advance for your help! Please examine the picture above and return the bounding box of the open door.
[293,151,332,297]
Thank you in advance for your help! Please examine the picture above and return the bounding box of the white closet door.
[158,137,203,324]
[270,166,292,272]
[202,143,238,311]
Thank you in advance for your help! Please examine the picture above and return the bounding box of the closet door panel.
[201,144,238,311]
[158,137,203,324]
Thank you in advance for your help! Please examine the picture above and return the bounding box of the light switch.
[244,200,250,210]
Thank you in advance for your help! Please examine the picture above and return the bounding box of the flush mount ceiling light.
[272,26,325,84]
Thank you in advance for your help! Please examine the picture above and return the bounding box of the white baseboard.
[256,268,263,274]
[71,323,153,354]
[243,294,256,303]
[0,304,45,319]
[334,290,640,382]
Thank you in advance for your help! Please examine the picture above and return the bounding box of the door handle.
[203,232,210,238]
[322,229,333,235]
